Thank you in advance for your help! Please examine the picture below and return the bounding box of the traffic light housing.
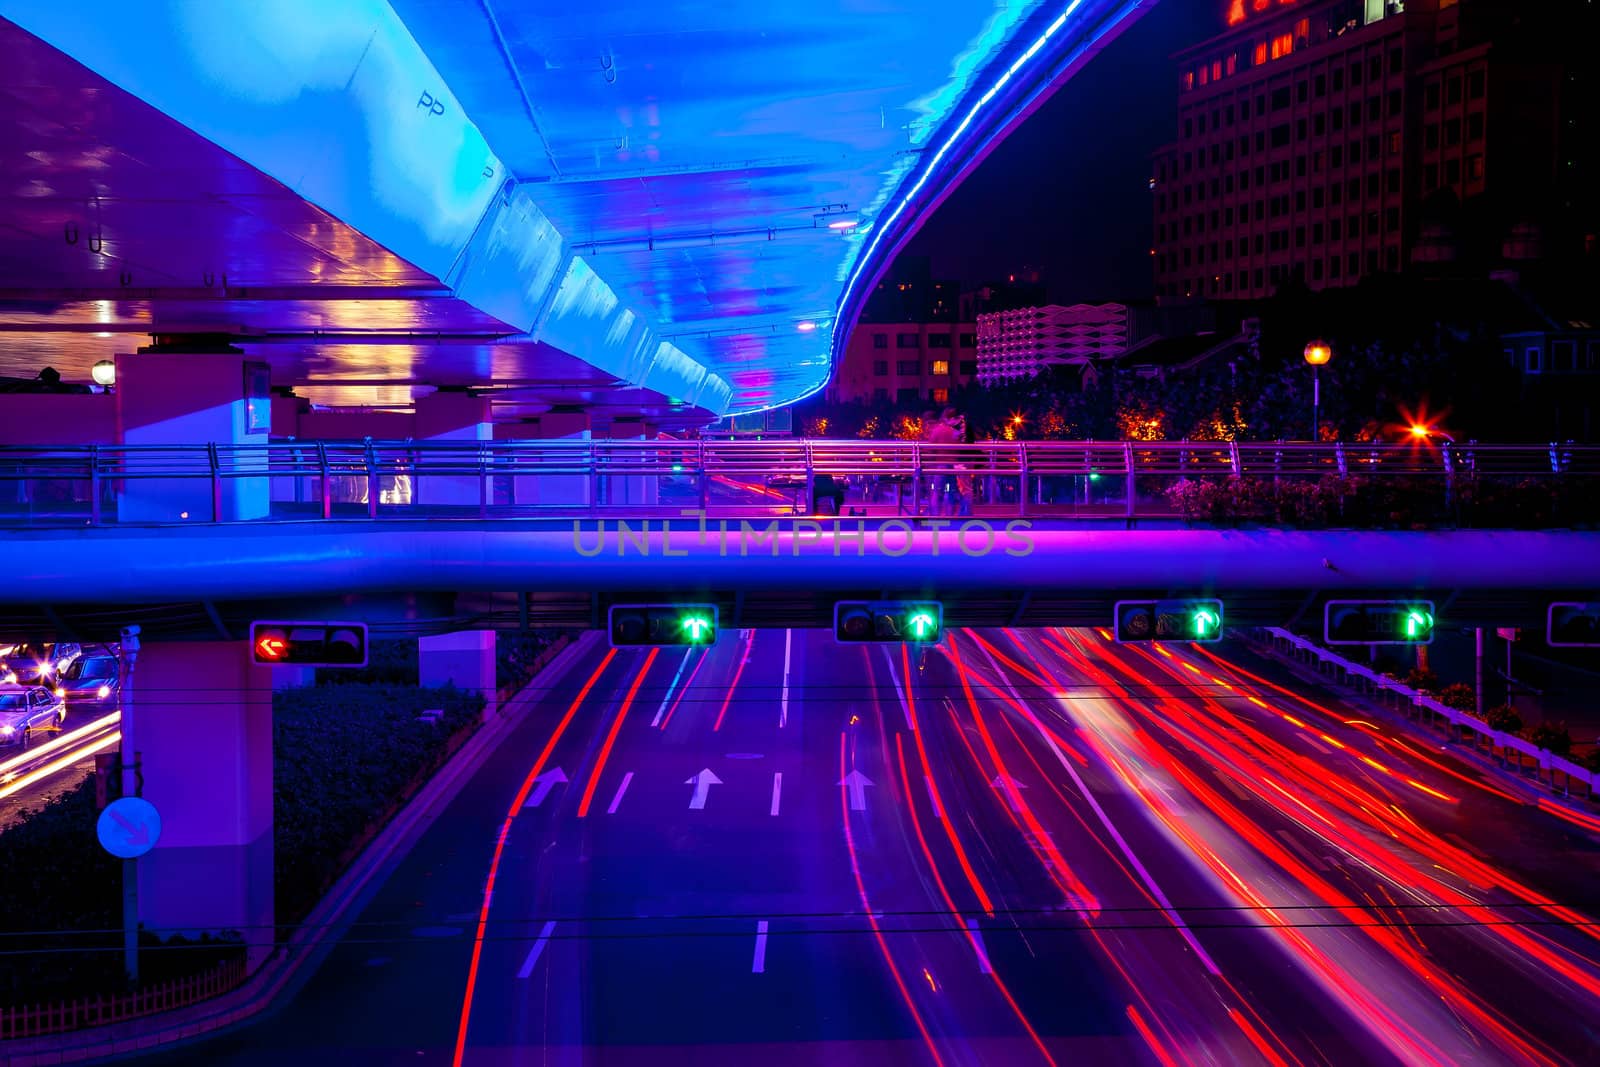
[1323,601,1435,645]
[1114,599,1224,643]
[1547,602,1600,647]
[834,601,944,644]
[249,621,368,666]
[608,604,719,648]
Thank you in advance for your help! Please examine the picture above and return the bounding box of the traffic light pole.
[118,625,141,987]
[1474,627,1484,716]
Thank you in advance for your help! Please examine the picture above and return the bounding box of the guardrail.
[1255,627,1595,800]
[0,439,1594,526]
[0,957,246,1041]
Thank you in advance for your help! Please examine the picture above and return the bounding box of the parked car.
[0,685,66,749]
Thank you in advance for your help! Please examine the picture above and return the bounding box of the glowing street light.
[1303,340,1333,441]
[91,360,116,388]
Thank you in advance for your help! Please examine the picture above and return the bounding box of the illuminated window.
[1225,53,1239,76]
[1270,33,1293,60]
[932,389,949,405]
[1253,42,1268,66]
[1211,60,1223,82]
[1183,71,1195,91]
[931,360,950,376]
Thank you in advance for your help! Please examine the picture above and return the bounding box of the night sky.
[899,2,1225,305]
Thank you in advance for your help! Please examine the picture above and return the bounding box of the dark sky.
[898,2,1225,305]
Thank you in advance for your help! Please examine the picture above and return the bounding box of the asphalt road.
[142,629,1600,1066]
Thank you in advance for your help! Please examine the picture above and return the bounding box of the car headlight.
[0,725,12,736]
[54,687,64,698]
[0,672,14,685]
[97,685,111,699]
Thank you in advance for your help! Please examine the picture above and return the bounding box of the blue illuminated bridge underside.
[0,0,1153,418]
[2,525,1597,639]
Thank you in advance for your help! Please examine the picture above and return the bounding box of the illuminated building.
[975,303,1131,384]
[1152,0,1589,301]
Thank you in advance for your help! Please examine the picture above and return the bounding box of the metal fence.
[0,439,1594,526]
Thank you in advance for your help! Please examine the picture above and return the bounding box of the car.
[0,644,53,685]
[0,685,66,749]
[53,652,119,712]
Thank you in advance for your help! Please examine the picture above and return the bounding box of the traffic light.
[608,604,719,648]
[834,601,944,644]
[1113,599,1224,643]
[249,621,369,666]
[1547,602,1600,647]
[1323,601,1435,645]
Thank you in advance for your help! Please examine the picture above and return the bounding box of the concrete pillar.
[605,418,659,507]
[133,642,273,968]
[497,412,591,509]
[271,665,316,690]
[115,351,271,522]
[420,631,495,700]
[413,392,491,509]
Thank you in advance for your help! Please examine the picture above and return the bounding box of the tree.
[1485,704,1522,734]
[1438,682,1476,711]
[1525,720,1573,757]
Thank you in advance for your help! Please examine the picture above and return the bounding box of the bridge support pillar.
[420,630,495,702]
[414,392,492,509]
[133,641,274,969]
[498,412,591,508]
[114,350,270,522]
[605,418,659,508]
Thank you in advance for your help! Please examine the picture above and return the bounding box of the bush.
[498,630,578,691]
[274,683,484,926]
[1438,682,1476,712]
[1583,748,1600,774]
[1525,720,1573,757]
[1485,703,1523,733]
[317,639,418,686]
[1404,667,1439,693]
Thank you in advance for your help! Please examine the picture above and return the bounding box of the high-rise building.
[975,303,1131,384]
[827,322,978,405]
[1151,0,1590,302]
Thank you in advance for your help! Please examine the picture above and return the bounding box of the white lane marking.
[925,776,944,817]
[973,637,1225,976]
[770,772,783,816]
[966,919,993,974]
[606,771,634,814]
[780,629,793,728]
[650,649,694,727]
[516,921,557,978]
[752,920,770,973]
[1274,829,1331,871]
[879,645,915,730]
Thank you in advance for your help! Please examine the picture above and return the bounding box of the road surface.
[144,629,1600,1065]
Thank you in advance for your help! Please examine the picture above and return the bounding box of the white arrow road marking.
[686,768,722,810]
[990,774,1029,814]
[516,921,557,978]
[524,768,567,808]
[752,920,770,973]
[838,770,874,812]
[606,771,634,814]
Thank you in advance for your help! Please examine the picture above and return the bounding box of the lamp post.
[1303,341,1333,442]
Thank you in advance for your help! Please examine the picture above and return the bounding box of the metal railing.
[0,439,1594,527]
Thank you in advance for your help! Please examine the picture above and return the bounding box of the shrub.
[1438,683,1476,712]
[274,683,484,926]
[1485,704,1523,734]
[1525,720,1573,757]
[1404,667,1439,693]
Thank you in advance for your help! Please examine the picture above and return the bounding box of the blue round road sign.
[97,796,161,859]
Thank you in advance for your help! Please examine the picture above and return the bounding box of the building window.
[1424,163,1438,188]
[931,388,949,405]
[959,333,976,348]
[1554,341,1577,372]
[1467,155,1484,181]
[1467,112,1484,141]
[896,333,919,349]
[872,360,888,376]
[1425,81,1440,110]
[1525,347,1542,374]
[927,334,952,349]
[959,360,977,376]
[897,387,921,403]
[873,387,889,401]
[1448,77,1462,105]
[1445,118,1461,146]
[930,360,950,376]
[1468,70,1485,100]
[896,359,919,375]
[872,334,888,349]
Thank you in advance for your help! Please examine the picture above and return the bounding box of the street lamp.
[1303,341,1333,442]
[91,360,116,388]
